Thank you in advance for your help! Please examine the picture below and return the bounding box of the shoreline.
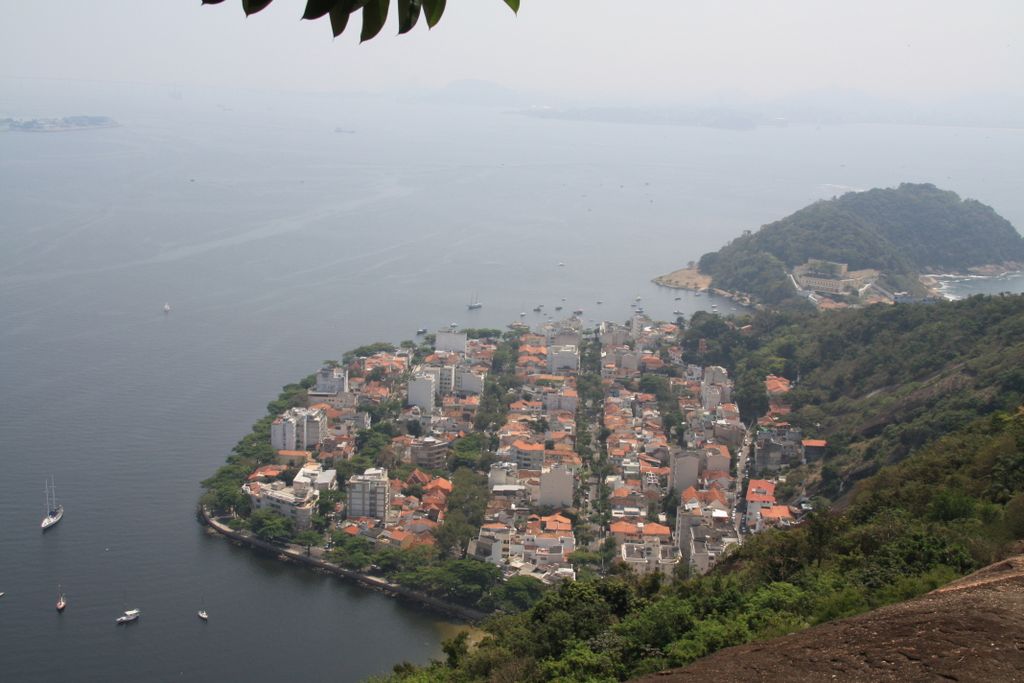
[651,265,712,292]
[197,505,487,624]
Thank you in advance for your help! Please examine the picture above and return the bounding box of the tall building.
[346,468,390,520]
[411,436,449,470]
[270,407,328,451]
[407,374,436,412]
[670,452,700,492]
[538,464,574,508]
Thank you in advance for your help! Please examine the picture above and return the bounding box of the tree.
[296,529,323,555]
[202,0,521,43]
[250,509,294,543]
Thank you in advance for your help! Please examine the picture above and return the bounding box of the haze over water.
[1,84,1023,681]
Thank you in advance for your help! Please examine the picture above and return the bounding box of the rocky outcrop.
[634,556,1024,682]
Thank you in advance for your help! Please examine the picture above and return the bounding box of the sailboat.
[41,479,63,531]
[467,292,482,310]
[56,585,67,612]
[163,302,171,314]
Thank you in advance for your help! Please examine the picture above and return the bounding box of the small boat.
[532,306,542,313]
[0,592,5,599]
[554,306,563,311]
[41,479,63,531]
[674,296,681,301]
[673,310,683,316]
[116,608,141,624]
[572,309,583,315]
[635,296,642,301]
[596,300,603,305]
[197,609,208,621]
[163,302,171,314]
[449,322,458,328]
[694,292,702,297]
[558,262,565,267]
[519,311,526,317]
[415,328,427,335]
[56,585,67,612]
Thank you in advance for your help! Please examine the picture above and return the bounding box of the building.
[407,374,436,412]
[346,468,390,520]
[538,464,574,508]
[434,331,468,354]
[243,463,330,530]
[455,369,486,395]
[421,365,456,396]
[548,345,580,374]
[411,436,449,470]
[620,541,681,577]
[270,407,328,451]
[670,452,700,493]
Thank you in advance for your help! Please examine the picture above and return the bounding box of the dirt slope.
[634,556,1024,683]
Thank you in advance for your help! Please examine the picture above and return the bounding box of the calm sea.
[1,82,1022,681]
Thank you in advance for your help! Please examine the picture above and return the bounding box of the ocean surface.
[1,81,1023,682]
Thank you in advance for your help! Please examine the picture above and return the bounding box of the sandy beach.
[652,266,712,291]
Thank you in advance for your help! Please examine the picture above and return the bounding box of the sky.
[0,1,1022,106]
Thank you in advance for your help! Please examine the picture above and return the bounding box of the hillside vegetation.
[377,408,1024,682]
[721,294,1024,496]
[697,183,1024,304]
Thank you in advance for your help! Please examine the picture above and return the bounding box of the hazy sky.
[1,1,1022,103]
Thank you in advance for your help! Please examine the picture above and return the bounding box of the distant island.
[656,183,1024,309]
[1,116,118,132]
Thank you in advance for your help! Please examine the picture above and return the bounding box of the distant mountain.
[697,183,1024,304]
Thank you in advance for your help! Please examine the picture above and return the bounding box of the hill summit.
[696,183,1024,305]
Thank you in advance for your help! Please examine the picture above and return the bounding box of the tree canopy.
[202,0,520,42]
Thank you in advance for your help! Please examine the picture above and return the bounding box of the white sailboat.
[56,585,67,612]
[41,479,63,531]
[467,292,482,310]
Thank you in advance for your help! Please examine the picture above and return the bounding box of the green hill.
[702,294,1024,498]
[697,183,1024,304]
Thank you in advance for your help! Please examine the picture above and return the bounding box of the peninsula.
[201,292,1024,681]
[655,183,1024,310]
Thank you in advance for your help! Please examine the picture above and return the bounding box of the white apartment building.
[407,374,436,412]
[346,467,390,520]
[270,407,329,451]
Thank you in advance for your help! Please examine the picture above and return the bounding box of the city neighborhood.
[206,311,827,606]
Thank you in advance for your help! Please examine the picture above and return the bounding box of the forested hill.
[685,293,1024,498]
[697,183,1024,304]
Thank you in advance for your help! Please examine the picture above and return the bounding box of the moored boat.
[56,585,67,612]
[198,609,208,621]
[116,608,141,624]
[41,479,63,531]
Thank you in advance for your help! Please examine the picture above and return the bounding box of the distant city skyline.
[1,1,1022,108]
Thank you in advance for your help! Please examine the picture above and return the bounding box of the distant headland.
[2,116,119,133]
[656,183,1024,310]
